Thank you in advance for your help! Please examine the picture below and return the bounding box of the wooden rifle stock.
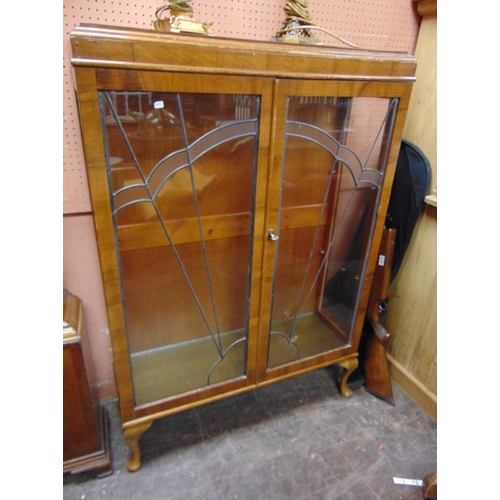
[364,228,396,404]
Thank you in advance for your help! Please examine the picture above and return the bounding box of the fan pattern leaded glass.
[268,96,398,368]
[100,91,260,405]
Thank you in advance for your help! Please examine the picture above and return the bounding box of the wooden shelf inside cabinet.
[70,24,416,472]
[63,289,112,477]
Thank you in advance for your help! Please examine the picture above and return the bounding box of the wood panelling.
[401,14,437,193]
[386,205,437,394]
[385,5,437,421]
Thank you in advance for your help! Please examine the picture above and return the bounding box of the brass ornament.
[274,0,361,48]
[153,1,213,36]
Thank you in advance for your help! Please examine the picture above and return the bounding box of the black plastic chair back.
[386,139,433,281]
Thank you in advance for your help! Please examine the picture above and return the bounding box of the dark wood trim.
[416,0,437,17]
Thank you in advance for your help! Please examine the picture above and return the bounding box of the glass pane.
[268,96,397,369]
[100,91,259,405]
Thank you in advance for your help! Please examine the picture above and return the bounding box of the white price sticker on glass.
[154,100,164,109]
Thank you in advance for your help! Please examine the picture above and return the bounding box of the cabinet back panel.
[121,236,252,353]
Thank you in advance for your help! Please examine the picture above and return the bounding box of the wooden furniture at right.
[386,0,437,422]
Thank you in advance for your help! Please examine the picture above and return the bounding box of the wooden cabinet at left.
[63,289,112,476]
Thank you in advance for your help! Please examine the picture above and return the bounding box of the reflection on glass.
[100,91,260,405]
[268,96,398,368]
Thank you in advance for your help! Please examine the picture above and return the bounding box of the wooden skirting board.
[387,354,437,423]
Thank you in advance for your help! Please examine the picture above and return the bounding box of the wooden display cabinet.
[70,24,416,471]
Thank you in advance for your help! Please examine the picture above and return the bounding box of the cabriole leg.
[337,357,359,398]
[123,421,153,472]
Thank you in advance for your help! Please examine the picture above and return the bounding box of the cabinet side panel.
[73,67,137,421]
[63,342,100,460]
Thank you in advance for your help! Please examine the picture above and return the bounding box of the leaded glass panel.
[268,96,398,368]
[100,91,260,405]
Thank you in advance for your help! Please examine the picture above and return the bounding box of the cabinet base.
[123,359,359,472]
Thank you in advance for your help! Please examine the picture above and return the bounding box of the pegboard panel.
[63,1,162,214]
[63,0,419,214]
[308,0,420,52]
[194,1,283,40]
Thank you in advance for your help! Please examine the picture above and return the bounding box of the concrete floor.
[63,367,437,499]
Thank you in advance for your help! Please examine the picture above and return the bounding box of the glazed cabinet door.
[259,79,402,380]
[81,69,273,415]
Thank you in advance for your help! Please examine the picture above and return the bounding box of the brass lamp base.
[154,14,213,36]
[273,0,322,45]
[273,16,323,45]
[153,2,213,36]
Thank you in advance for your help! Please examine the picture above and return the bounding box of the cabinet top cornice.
[70,24,416,83]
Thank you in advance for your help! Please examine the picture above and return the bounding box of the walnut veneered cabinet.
[70,24,416,472]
